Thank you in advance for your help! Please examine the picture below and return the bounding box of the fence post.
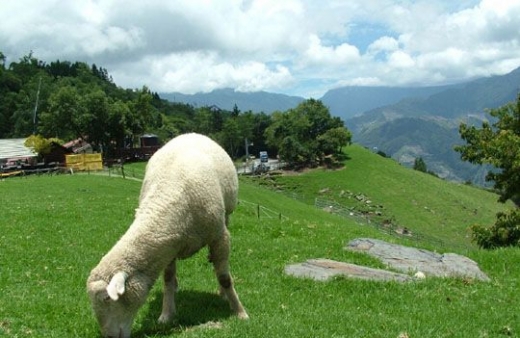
[257,204,260,219]
[121,165,126,179]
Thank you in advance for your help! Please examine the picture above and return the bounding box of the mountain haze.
[160,88,304,113]
[320,85,456,120]
[344,66,520,184]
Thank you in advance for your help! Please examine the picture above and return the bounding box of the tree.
[279,135,306,168]
[80,89,110,151]
[107,100,132,149]
[0,51,5,68]
[413,157,427,173]
[24,134,63,158]
[456,94,520,205]
[39,85,84,139]
[231,103,240,118]
[265,99,351,168]
[455,93,520,248]
[127,86,161,139]
[318,127,352,154]
[219,117,241,157]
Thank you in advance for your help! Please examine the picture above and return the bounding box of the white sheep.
[87,133,248,338]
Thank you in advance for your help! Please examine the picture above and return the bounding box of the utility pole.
[33,77,42,134]
[244,138,250,159]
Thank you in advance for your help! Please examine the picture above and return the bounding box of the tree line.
[0,52,351,167]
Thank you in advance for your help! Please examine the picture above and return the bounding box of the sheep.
[87,133,248,338]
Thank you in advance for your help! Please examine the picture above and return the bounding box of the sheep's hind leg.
[158,259,178,323]
[209,229,249,319]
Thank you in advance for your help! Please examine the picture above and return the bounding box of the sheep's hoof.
[158,313,174,324]
[236,311,249,320]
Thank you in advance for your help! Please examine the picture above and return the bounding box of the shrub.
[471,208,520,249]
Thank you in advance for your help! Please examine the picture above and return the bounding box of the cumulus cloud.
[0,0,519,97]
[303,35,360,66]
[114,51,293,93]
[367,36,399,54]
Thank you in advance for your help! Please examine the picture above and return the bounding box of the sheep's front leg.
[158,259,178,323]
[209,229,249,319]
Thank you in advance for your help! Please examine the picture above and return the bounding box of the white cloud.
[303,35,360,66]
[367,36,399,54]
[113,51,293,94]
[0,0,519,98]
[388,50,415,69]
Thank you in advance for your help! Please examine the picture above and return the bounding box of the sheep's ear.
[106,272,128,301]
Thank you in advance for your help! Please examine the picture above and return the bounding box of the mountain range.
[160,66,520,184]
[160,88,304,113]
[343,67,520,184]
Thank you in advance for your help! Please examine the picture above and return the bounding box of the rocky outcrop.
[285,238,490,282]
[285,259,412,282]
[345,238,490,281]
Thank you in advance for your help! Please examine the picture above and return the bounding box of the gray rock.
[345,238,490,281]
[285,258,412,282]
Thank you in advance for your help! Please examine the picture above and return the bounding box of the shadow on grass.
[133,289,232,337]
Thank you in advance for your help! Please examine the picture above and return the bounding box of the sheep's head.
[87,272,143,338]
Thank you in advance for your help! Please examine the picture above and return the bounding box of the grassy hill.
[1,145,518,337]
[242,144,509,250]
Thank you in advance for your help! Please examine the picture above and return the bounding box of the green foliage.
[471,208,520,249]
[24,134,63,156]
[456,94,520,204]
[456,94,520,248]
[413,157,427,172]
[1,51,353,172]
[265,99,351,168]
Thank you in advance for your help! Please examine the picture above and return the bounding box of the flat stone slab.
[345,238,490,281]
[285,258,412,282]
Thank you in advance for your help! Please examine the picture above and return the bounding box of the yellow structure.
[65,153,103,171]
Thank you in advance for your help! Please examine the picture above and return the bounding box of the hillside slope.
[242,144,510,250]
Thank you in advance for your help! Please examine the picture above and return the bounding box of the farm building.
[140,134,160,148]
[0,138,37,166]
[113,134,161,162]
[63,138,93,154]
[44,142,73,164]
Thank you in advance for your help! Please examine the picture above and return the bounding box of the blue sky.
[349,22,395,54]
[1,0,519,98]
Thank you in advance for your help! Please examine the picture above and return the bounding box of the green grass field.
[1,145,519,337]
[244,144,511,251]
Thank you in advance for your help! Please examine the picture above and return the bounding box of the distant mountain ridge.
[320,85,457,119]
[322,67,520,121]
[160,88,304,113]
[343,66,520,184]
